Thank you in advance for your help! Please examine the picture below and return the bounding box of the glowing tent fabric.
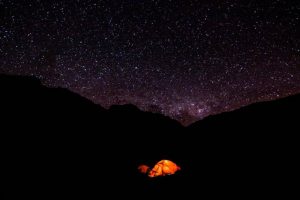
[138,165,150,174]
[138,160,181,178]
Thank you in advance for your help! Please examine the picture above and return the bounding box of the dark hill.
[1,74,298,198]
[189,93,299,130]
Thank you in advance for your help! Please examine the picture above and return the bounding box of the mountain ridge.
[1,73,299,127]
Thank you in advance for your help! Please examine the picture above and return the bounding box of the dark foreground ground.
[1,74,299,198]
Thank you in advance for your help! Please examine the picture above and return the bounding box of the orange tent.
[138,165,150,174]
[138,160,181,178]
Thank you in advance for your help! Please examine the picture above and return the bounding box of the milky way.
[0,0,299,124]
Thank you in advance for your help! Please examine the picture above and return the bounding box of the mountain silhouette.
[1,74,298,198]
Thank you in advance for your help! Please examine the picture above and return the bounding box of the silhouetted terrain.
[1,74,298,198]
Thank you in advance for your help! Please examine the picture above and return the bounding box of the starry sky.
[0,0,299,125]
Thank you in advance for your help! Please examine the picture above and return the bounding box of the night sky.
[0,0,299,125]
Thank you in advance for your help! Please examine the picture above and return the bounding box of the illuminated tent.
[138,165,150,174]
[138,160,181,178]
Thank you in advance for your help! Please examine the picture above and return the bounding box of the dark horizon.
[2,72,300,125]
[1,73,300,126]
